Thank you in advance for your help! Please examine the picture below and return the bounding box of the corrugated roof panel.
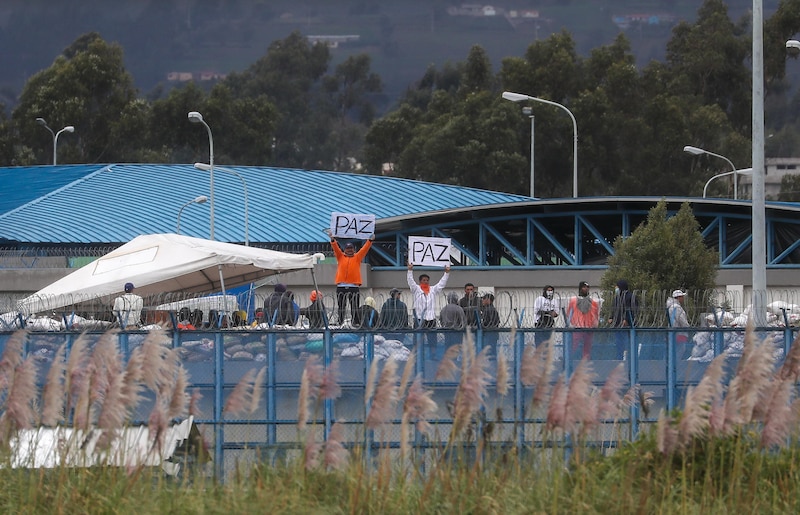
[0,164,531,244]
[0,164,107,214]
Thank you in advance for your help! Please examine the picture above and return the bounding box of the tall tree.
[13,32,139,165]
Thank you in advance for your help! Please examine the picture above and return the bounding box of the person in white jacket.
[667,289,690,344]
[407,262,450,359]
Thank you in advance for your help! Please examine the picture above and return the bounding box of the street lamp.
[502,91,578,198]
[176,195,208,234]
[188,111,215,240]
[522,106,535,198]
[787,39,800,50]
[683,145,739,199]
[194,163,250,246]
[36,118,74,166]
[703,168,752,198]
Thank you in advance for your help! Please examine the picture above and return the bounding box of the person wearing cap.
[609,279,638,360]
[379,288,409,336]
[329,232,375,325]
[407,262,450,358]
[566,281,600,359]
[667,289,690,344]
[113,282,143,330]
[264,283,295,326]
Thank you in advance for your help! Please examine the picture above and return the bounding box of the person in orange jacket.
[330,232,374,325]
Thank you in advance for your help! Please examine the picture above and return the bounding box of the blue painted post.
[266,332,277,446]
[666,330,676,411]
[214,330,224,479]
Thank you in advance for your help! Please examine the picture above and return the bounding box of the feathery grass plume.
[530,340,555,409]
[0,330,26,391]
[496,349,509,397]
[320,360,341,401]
[167,366,190,419]
[366,357,400,430]
[323,421,349,471]
[304,355,324,400]
[3,357,39,432]
[189,388,203,417]
[140,330,173,393]
[687,352,726,412]
[656,409,678,455]
[751,377,779,422]
[760,378,796,448]
[41,343,67,427]
[223,368,256,417]
[248,366,266,414]
[120,346,145,413]
[779,332,800,381]
[72,357,96,431]
[621,385,639,408]
[398,352,416,400]
[708,401,726,436]
[596,362,627,420]
[435,344,461,381]
[725,327,776,429]
[148,401,168,455]
[452,348,490,435]
[364,357,380,408]
[404,375,438,433]
[564,359,597,436]
[462,329,476,375]
[298,367,311,431]
[64,332,90,415]
[95,367,128,448]
[545,375,567,433]
[639,390,655,419]
[303,430,322,471]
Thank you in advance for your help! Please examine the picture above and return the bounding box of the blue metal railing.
[0,325,795,478]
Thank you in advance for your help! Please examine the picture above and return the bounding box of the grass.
[0,324,799,513]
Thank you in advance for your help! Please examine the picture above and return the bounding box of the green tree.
[601,200,719,316]
[12,32,139,164]
[778,174,800,201]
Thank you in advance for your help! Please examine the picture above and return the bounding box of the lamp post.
[522,106,535,198]
[502,91,578,198]
[194,163,250,246]
[683,145,739,199]
[36,118,74,166]
[188,111,215,240]
[702,168,753,198]
[176,195,208,234]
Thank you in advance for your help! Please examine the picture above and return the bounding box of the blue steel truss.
[369,198,800,269]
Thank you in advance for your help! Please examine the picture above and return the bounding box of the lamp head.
[35,117,48,127]
[502,91,530,102]
[683,145,705,156]
[63,126,75,133]
[194,195,208,204]
[193,162,212,171]
[188,111,204,123]
[787,39,800,51]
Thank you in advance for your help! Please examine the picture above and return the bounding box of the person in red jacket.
[330,232,374,325]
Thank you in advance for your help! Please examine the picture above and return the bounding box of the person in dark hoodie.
[439,292,466,358]
[609,279,637,360]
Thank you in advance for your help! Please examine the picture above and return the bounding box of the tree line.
[4,0,800,199]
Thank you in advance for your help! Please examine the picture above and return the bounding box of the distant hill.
[0,0,780,113]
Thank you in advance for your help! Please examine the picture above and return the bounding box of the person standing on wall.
[566,281,600,359]
[329,231,374,326]
[609,279,637,360]
[533,285,559,344]
[113,282,143,330]
[459,283,481,329]
[407,262,450,359]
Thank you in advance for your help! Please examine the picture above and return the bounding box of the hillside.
[0,1,781,112]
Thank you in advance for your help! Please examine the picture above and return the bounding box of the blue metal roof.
[0,164,532,244]
[0,164,107,214]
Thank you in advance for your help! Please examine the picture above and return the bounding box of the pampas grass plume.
[41,343,67,427]
[323,421,349,471]
[320,360,341,401]
[435,344,460,381]
[366,358,399,430]
[564,359,596,435]
[249,366,267,414]
[496,350,509,396]
[223,368,255,417]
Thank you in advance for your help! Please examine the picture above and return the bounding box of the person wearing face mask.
[609,279,637,360]
[533,285,559,344]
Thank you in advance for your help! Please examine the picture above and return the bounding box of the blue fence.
[0,325,796,478]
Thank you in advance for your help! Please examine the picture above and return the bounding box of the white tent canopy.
[17,233,317,315]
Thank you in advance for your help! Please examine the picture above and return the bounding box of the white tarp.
[17,233,316,315]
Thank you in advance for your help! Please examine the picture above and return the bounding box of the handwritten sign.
[408,236,451,267]
[330,212,375,239]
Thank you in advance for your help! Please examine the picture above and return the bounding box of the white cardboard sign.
[408,236,451,267]
[329,212,375,239]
